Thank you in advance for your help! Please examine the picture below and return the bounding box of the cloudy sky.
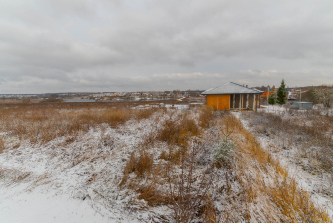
[0,0,333,93]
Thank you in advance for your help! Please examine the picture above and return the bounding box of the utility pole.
[300,87,302,101]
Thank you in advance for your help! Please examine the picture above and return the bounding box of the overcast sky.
[1,0,333,93]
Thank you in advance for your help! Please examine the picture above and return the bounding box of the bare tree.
[316,85,333,107]
[167,141,215,223]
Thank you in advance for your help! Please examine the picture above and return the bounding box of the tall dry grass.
[198,106,215,128]
[0,137,5,153]
[155,112,199,147]
[230,114,331,222]
[0,104,157,145]
[119,107,219,222]
[243,111,333,173]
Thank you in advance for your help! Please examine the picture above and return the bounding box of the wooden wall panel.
[206,95,230,110]
[206,95,218,110]
[217,95,230,110]
[207,94,260,110]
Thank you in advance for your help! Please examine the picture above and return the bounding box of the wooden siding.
[257,94,260,108]
[206,94,261,111]
[207,95,230,110]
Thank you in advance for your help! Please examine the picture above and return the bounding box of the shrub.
[198,107,214,128]
[180,117,198,136]
[268,93,277,105]
[213,140,235,168]
[156,120,181,145]
[120,150,154,186]
[135,151,154,177]
[156,114,199,146]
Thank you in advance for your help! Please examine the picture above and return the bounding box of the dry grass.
[231,114,331,222]
[202,196,218,223]
[198,106,215,128]
[0,104,157,145]
[155,114,199,147]
[0,137,5,153]
[269,177,330,222]
[121,158,174,206]
[243,110,333,175]
[136,162,175,206]
[121,110,310,222]
[0,102,223,222]
[3,102,329,221]
[136,182,170,206]
[119,108,218,222]
[120,150,154,186]
[0,99,42,104]
[159,147,183,165]
[133,151,154,178]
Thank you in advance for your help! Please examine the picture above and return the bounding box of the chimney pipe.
[246,85,248,88]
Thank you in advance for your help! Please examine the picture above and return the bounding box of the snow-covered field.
[239,105,333,219]
[0,110,163,222]
[0,104,331,222]
[0,186,110,223]
[0,106,232,222]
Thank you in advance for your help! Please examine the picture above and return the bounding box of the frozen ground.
[260,104,333,116]
[235,110,333,219]
[0,112,168,223]
[1,106,331,222]
[0,109,228,223]
[0,185,111,223]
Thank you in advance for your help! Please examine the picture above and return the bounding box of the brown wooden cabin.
[202,82,263,111]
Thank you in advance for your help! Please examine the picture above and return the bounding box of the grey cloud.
[0,0,333,93]
[96,0,333,67]
[1,68,332,94]
[0,21,123,72]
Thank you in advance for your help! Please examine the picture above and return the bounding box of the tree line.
[267,80,333,107]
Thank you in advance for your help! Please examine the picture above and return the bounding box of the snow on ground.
[0,108,248,222]
[0,111,171,223]
[0,185,113,223]
[260,104,333,116]
[164,104,189,109]
[234,111,333,219]
[3,105,331,222]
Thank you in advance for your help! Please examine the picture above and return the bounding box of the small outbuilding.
[202,82,263,111]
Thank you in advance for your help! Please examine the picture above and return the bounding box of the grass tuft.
[0,137,6,153]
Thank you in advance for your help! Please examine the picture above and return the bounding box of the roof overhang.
[202,82,264,95]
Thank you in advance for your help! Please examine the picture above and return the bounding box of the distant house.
[261,91,274,99]
[201,82,263,111]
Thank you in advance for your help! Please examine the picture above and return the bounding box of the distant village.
[1,84,332,108]
[254,84,333,107]
[0,89,204,104]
